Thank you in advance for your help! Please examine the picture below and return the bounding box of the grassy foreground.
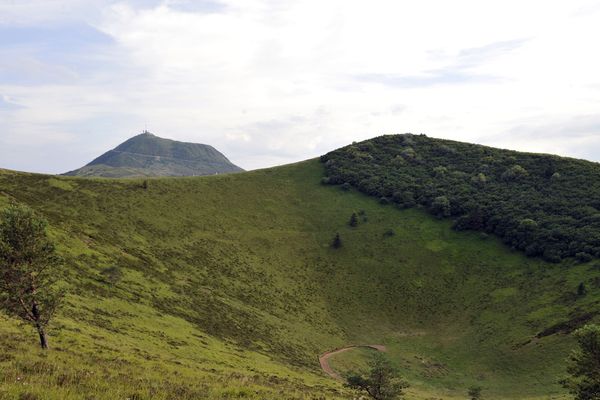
[0,160,598,399]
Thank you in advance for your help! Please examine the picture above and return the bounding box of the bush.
[471,173,487,186]
[576,252,593,263]
[349,213,358,227]
[393,191,416,208]
[332,233,342,248]
[100,266,123,284]
[431,196,451,218]
[501,165,528,181]
[577,282,587,297]
[467,386,482,400]
[345,353,409,400]
[561,324,600,399]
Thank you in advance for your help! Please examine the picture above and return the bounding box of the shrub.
[431,196,451,218]
[471,173,487,186]
[577,282,587,297]
[467,386,482,400]
[100,266,123,284]
[551,172,562,180]
[501,165,528,181]
[576,252,593,263]
[433,166,447,176]
[401,147,416,159]
[345,353,409,400]
[561,324,600,400]
[393,191,416,208]
[331,233,342,249]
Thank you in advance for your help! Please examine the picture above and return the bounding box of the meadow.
[0,159,598,399]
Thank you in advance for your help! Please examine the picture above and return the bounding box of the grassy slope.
[0,160,598,399]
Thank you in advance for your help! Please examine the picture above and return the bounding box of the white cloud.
[1,0,600,173]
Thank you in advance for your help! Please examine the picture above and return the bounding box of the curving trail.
[319,345,387,380]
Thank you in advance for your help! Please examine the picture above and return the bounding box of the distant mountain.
[63,132,243,177]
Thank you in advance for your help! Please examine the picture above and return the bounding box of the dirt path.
[319,345,387,380]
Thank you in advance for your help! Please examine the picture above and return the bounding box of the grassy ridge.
[0,160,599,399]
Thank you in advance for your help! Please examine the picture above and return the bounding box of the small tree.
[349,213,358,227]
[501,164,529,181]
[468,385,482,400]
[345,353,409,400]
[332,233,342,249]
[384,229,395,237]
[0,204,63,349]
[431,196,451,218]
[577,282,587,297]
[561,324,600,400]
[141,180,149,190]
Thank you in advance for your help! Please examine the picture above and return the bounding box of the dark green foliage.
[345,353,409,400]
[501,165,528,181]
[332,233,342,248]
[393,191,416,209]
[384,229,395,237]
[578,252,594,263]
[0,204,63,349]
[468,385,483,400]
[561,324,600,400]
[321,134,600,261]
[349,213,359,227]
[141,180,148,190]
[431,196,451,218]
[100,266,123,285]
[341,182,352,191]
[577,282,588,297]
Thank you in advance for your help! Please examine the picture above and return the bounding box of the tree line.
[321,134,600,263]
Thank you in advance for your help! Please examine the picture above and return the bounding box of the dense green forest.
[322,134,600,262]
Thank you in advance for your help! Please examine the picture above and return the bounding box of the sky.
[1,0,600,173]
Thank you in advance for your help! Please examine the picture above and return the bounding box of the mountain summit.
[63,132,243,177]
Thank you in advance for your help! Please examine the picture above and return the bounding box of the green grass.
[0,160,598,399]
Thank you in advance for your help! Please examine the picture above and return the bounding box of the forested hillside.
[322,134,600,262]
